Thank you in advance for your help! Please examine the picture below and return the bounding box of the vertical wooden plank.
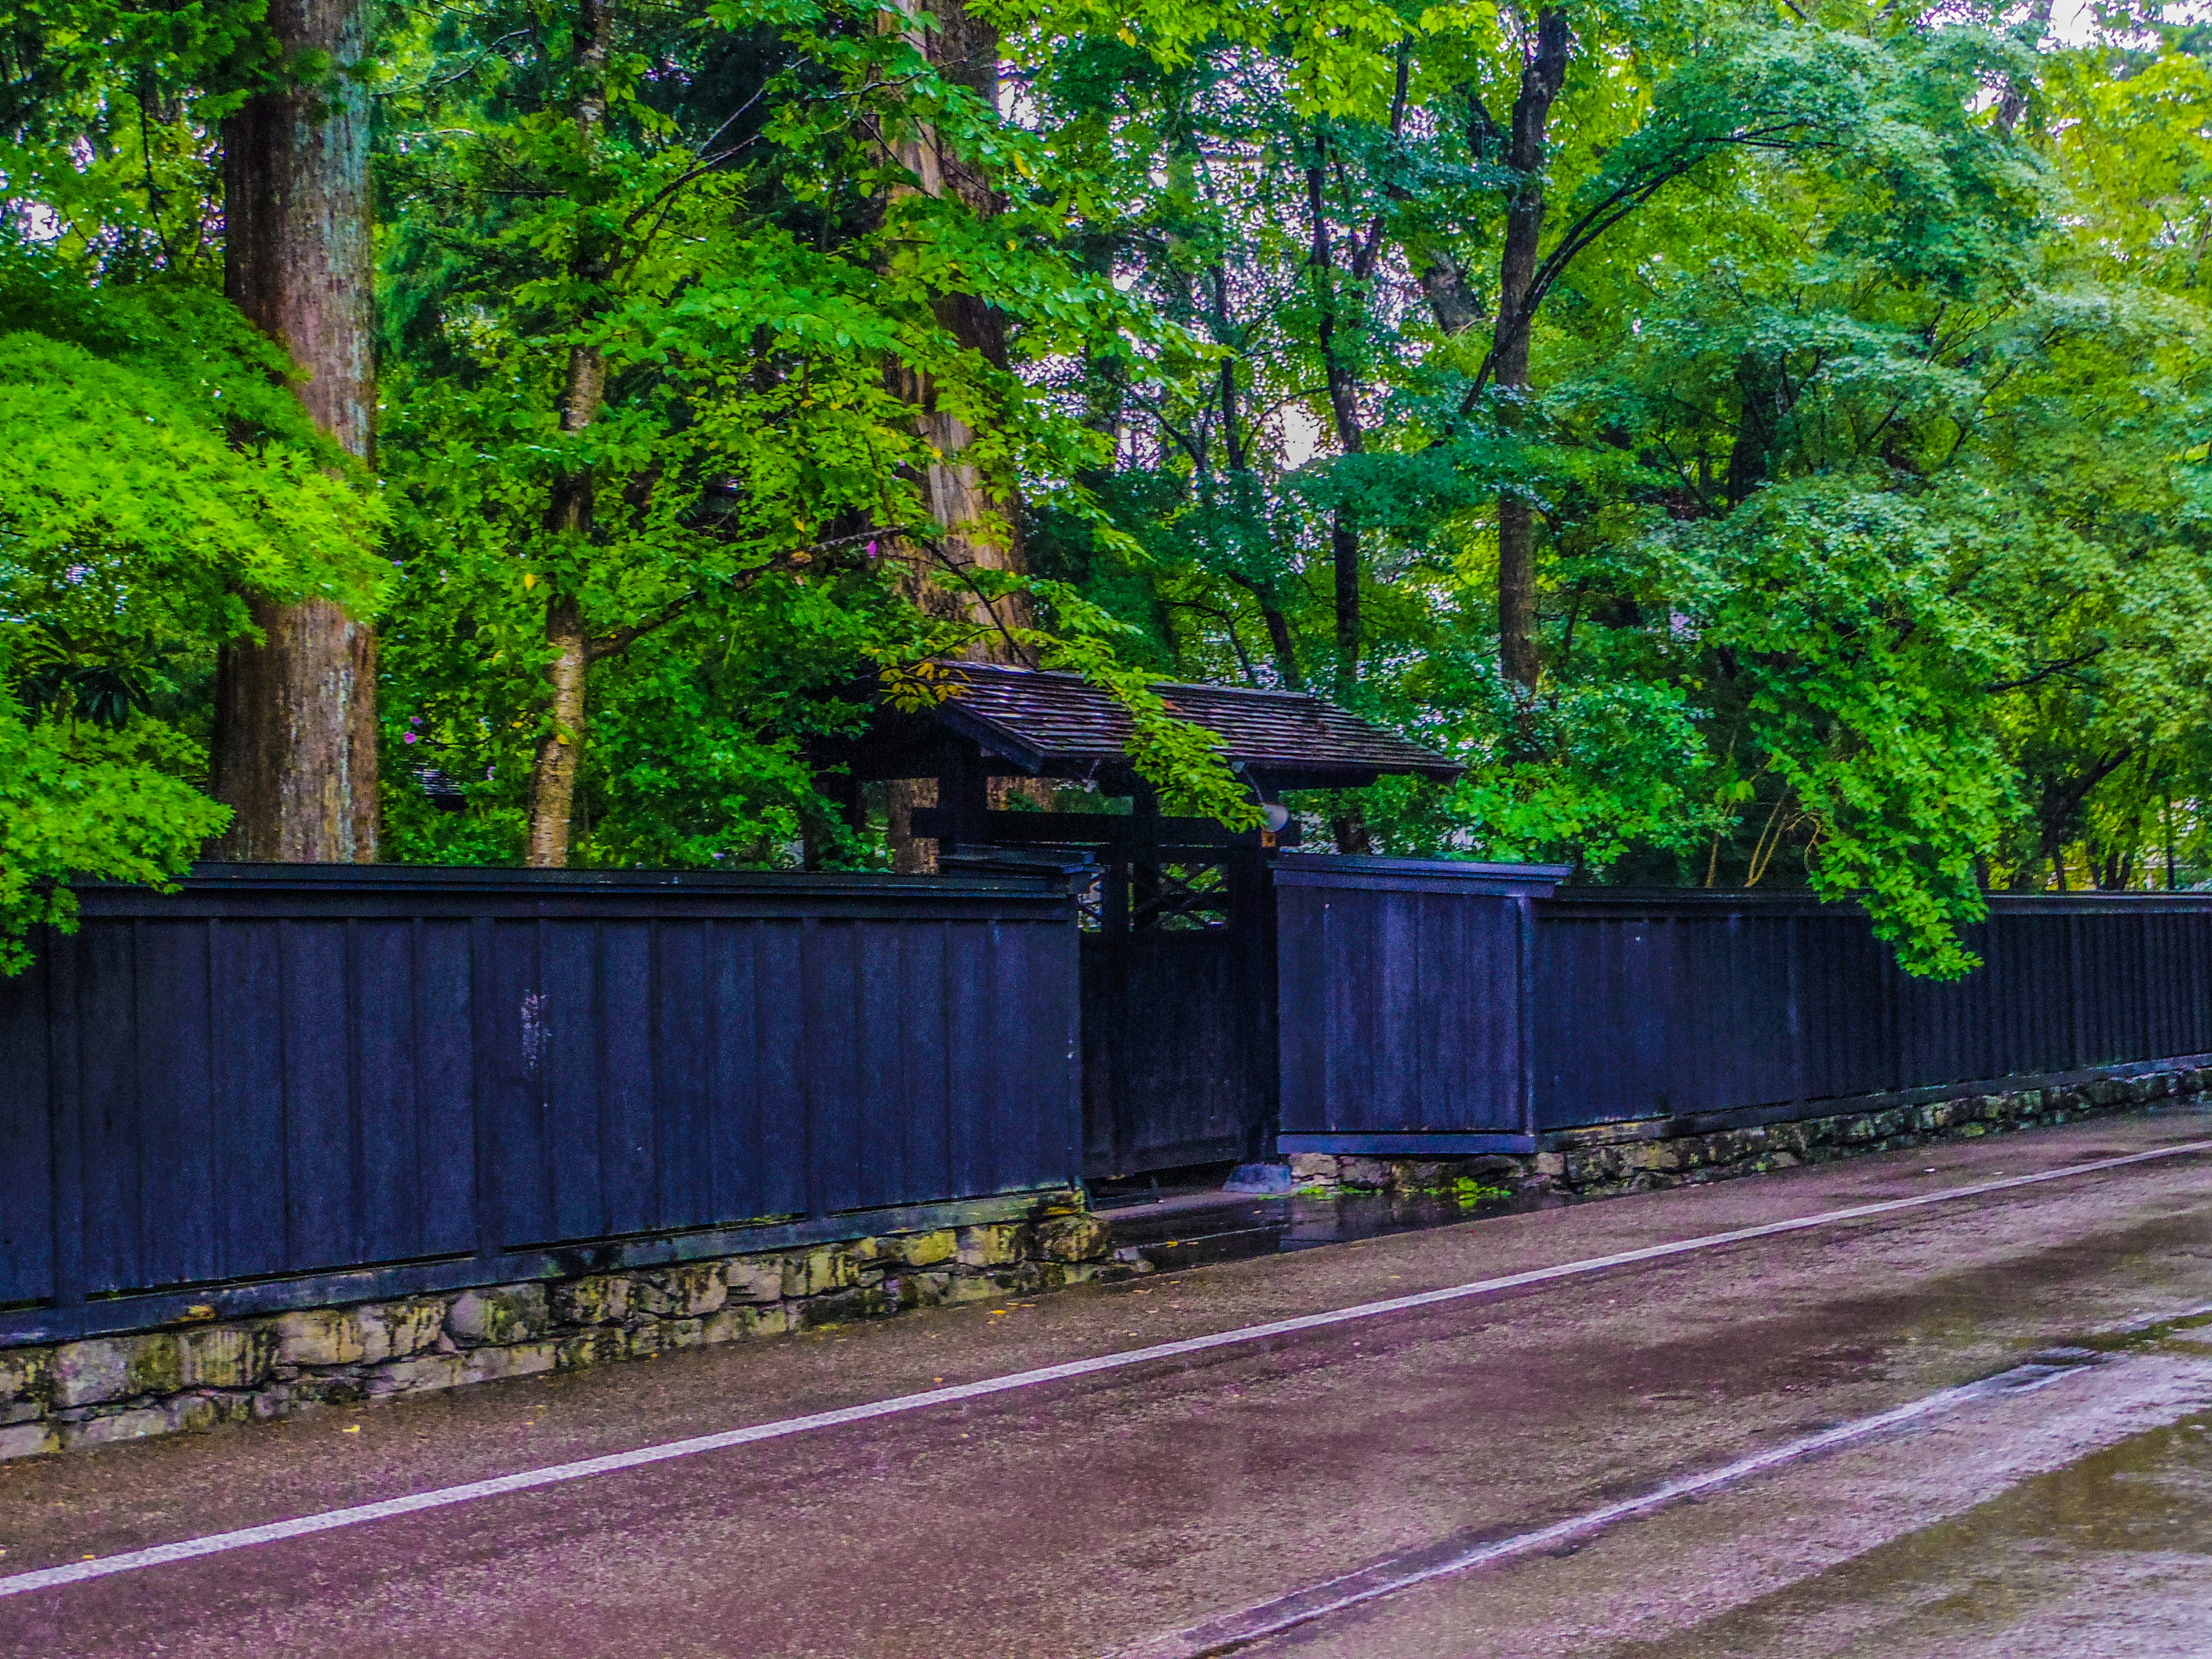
[906,922,953,1202]
[1078,931,1117,1176]
[415,918,476,1256]
[1272,887,1324,1135]
[706,918,763,1223]
[802,919,863,1213]
[1366,892,1421,1132]
[982,917,1024,1191]
[1633,915,1672,1119]
[132,919,217,1289]
[1327,889,1378,1132]
[945,918,993,1196]
[1418,891,1468,1130]
[43,928,85,1313]
[1781,913,1806,1104]
[0,945,56,1304]
[1512,895,1536,1137]
[541,921,603,1241]
[1007,914,1074,1188]
[75,919,141,1293]
[597,920,656,1236]
[1052,910,1086,1184]
[353,919,418,1263]
[653,921,712,1231]
[2185,911,2203,1052]
[752,921,808,1219]
[2147,913,2173,1060]
[209,917,286,1280]
[485,918,552,1251]
[1526,907,1563,1131]
[855,921,909,1209]
[280,919,354,1272]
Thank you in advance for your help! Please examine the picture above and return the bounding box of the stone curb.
[1287,1066,2211,1199]
[0,1209,1134,1461]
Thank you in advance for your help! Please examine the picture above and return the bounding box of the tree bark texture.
[524,0,611,869]
[211,596,379,862]
[883,0,1048,870]
[213,0,379,861]
[885,0,1034,656]
[886,778,938,874]
[1493,7,1570,695]
[527,596,592,869]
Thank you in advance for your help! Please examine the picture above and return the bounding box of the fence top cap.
[64,862,1082,916]
[1272,853,1570,896]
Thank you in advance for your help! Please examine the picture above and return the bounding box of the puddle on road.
[1608,1394,2212,1659]
[1104,1189,1557,1271]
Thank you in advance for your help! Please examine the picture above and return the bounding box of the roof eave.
[932,700,1052,775]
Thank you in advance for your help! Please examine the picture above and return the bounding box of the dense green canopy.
[6,0,2212,974]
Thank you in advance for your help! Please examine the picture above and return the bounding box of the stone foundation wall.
[1290,1065,2212,1200]
[0,1205,1122,1462]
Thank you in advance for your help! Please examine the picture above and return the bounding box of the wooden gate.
[1078,850,1277,1179]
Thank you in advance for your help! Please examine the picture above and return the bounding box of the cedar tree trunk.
[885,0,1033,653]
[213,0,378,861]
[885,0,1046,870]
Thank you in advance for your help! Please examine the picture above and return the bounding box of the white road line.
[1108,1361,2097,1659]
[2,1134,2207,1601]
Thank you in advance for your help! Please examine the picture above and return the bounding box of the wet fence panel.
[1532,892,2212,1134]
[1275,859,1562,1155]
[1275,857,2212,1156]
[0,865,1081,1347]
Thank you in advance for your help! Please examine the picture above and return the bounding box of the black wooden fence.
[0,865,1081,1346]
[14,853,2212,1348]
[1275,855,2212,1154]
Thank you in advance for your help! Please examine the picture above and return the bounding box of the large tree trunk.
[1493,7,1570,696]
[886,0,1033,652]
[884,0,1044,870]
[524,0,611,869]
[213,0,378,861]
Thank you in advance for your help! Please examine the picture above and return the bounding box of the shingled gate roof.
[919,662,1461,789]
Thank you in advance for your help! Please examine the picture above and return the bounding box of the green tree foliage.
[372,0,1256,868]
[991,0,2212,974]
[0,253,387,964]
[10,0,2212,975]
[0,3,389,960]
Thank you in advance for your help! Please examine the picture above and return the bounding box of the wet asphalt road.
[5,1107,2212,1658]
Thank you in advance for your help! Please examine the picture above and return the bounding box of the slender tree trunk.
[524,0,611,868]
[1994,0,2052,135]
[213,0,378,861]
[1330,507,1361,680]
[1492,7,1570,696]
[1259,599,1304,690]
[1305,155,1371,691]
[527,596,590,868]
[1726,352,1779,506]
